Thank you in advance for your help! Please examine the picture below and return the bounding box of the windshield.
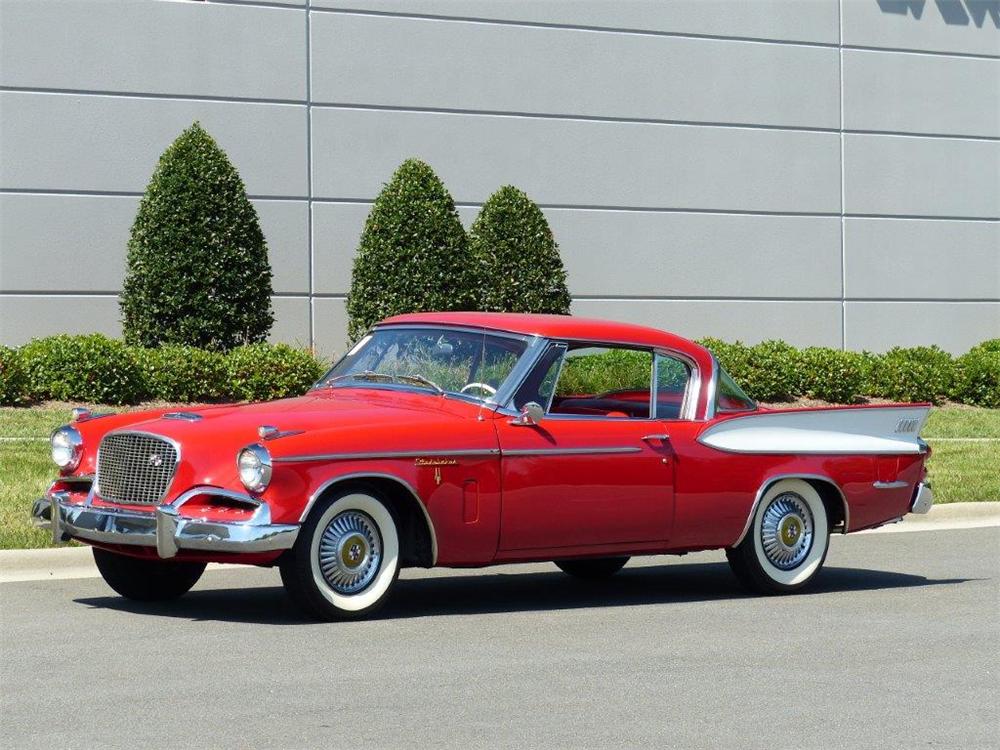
[316,326,529,402]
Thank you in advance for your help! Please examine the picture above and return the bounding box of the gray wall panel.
[311,109,841,212]
[270,297,312,348]
[313,297,350,357]
[0,0,305,100]
[845,302,1000,353]
[0,194,135,293]
[315,1,840,44]
[0,295,122,345]
[0,195,309,295]
[845,218,1000,300]
[312,13,839,128]
[254,200,310,295]
[0,93,307,197]
[547,211,841,298]
[842,0,1000,57]
[844,134,1000,218]
[843,50,1000,138]
[570,299,843,348]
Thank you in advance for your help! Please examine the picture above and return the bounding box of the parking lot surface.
[2,527,997,749]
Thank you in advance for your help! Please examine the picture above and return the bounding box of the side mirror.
[511,401,544,427]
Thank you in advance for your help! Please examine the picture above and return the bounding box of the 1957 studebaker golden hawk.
[32,312,934,620]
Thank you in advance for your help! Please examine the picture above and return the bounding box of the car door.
[495,343,683,552]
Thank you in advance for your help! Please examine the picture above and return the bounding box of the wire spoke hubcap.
[318,510,382,594]
[760,492,814,570]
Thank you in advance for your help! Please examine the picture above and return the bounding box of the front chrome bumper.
[910,482,934,515]
[31,487,299,559]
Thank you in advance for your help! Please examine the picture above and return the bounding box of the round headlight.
[238,444,272,493]
[50,425,83,470]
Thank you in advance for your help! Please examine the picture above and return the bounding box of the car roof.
[379,312,708,356]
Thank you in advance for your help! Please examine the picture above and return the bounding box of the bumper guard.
[31,486,299,559]
[910,482,934,515]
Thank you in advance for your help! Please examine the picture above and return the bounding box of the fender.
[733,473,850,547]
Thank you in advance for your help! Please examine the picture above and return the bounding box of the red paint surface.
[56,312,928,567]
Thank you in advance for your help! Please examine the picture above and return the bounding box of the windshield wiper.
[325,370,395,387]
[393,374,444,394]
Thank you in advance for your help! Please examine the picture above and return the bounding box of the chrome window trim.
[274,448,500,465]
[653,348,700,422]
[704,356,720,421]
[95,430,182,505]
[296,472,437,564]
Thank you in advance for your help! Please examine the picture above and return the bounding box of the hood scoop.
[162,411,203,422]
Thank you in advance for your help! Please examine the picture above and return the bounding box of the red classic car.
[33,313,934,620]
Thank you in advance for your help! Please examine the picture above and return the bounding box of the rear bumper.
[31,487,299,559]
[910,482,934,515]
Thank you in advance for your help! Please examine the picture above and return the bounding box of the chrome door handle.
[641,433,670,442]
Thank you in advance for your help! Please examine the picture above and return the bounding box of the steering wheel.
[460,382,497,397]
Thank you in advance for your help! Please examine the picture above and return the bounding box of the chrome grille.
[97,432,178,505]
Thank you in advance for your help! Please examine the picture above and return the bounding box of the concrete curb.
[2,502,997,584]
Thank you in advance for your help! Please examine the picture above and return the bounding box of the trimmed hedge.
[865,346,955,404]
[121,122,274,350]
[226,343,325,402]
[0,346,26,406]
[953,340,1000,408]
[0,334,994,408]
[4,335,323,406]
[469,185,571,315]
[346,159,473,341]
[140,345,228,403]
[19,334,147,406]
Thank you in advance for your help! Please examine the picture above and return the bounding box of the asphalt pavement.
[2,527,997,749]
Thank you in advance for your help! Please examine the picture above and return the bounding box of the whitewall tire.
[726,478,829,594]
[280,488,400,620]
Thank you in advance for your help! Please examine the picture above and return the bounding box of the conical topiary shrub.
[346,159,474,340]
[121,122,273,350]
[469,186,571,315]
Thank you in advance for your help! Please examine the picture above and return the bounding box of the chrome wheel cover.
[760,492,814,570]
[317,510,382,594]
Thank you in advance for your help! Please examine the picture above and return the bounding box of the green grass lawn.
[1,403,997,549]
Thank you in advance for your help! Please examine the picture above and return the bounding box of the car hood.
[85,388,493,493]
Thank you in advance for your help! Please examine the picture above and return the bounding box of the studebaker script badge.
[414,458,458,466]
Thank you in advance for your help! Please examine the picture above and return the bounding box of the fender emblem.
[895,418,919,433]
[148,453,164,468]
[414,458,458,466]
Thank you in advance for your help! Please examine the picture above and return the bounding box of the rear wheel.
[555,556,629,579]
[280,487,400,621]
[92,547,205,601]
[726,478,829,595]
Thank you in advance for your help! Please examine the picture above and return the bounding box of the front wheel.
[726,478,830,595]
[280,487,400,621]
[555,556,629,579]
[92,547,206,601]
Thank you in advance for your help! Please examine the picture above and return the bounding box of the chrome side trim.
[297,472,438,565]
[52,474,94,485]
[873,480,908,489]
[732,473,851,547]
[274,448,500,464]
[502,446,643,456]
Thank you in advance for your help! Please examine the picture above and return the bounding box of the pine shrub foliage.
[469,186,571,315]
[121,122,273,350]
[346,159,473,341]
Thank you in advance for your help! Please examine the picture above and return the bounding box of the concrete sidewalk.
[3,501,996,585]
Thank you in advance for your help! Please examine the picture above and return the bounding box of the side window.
[654,353,692,419]
[550,345,653,419]
[717,367,756,412]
